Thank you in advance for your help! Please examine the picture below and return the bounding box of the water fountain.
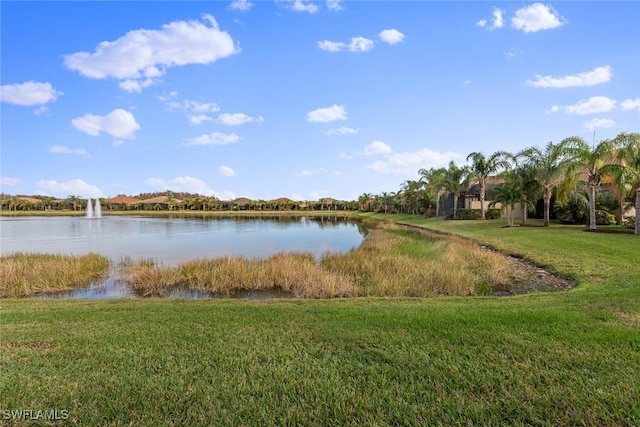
[94,198,102,218]
[86,198,94,218]
[86,198,102,219]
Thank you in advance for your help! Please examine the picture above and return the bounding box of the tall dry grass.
[0,252,109,297]
[121,223,517,298]
[122,253,355,298]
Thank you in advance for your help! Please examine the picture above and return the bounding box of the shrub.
[485,209,502,219]
[456,209,481,220]
[623,216,635,229]
[595,210,615,225]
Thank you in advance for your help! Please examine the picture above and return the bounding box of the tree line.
[355,132,639,234]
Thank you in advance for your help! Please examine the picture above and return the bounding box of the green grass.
[1,215,639,425]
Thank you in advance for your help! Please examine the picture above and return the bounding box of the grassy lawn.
[1,215,639,425]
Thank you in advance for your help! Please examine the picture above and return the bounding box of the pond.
[0,215,367,299]
[0,215,367,264]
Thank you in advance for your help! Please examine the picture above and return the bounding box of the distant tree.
[489,175,521,227]
[615,132,640,234]
[563,135,622,231]
[466,151,512,219]
[419,167,447,217]
[517,141,577,227]
[443,161,469,220]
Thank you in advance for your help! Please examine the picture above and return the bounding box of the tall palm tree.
[562,136,621,231]
[602,167,632,225]
[489,175,521,227]
[511,162,542,225]
[516,141,576,227]
[443,161,469,220]
[419,167,447,217]
[466,151,512,219]
[614,132,640,234]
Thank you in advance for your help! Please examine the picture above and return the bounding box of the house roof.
[107,196,140,204]
[17,196,43,204]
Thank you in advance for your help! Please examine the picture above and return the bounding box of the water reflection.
[1,215,366,265]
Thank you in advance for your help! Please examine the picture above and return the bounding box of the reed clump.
[122,253,355,298]
[122,223,517,298]
[322,224,515,297]
[0,252,109,297]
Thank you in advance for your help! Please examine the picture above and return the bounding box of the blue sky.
[1,1,639,201]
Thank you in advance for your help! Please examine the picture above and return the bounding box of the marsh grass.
[122,253,355,298]
[122,223,516,298]
[0,252,109,297]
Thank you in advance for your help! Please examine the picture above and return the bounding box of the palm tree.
[517,141,576,227]
[562,136,621,231]
[602,167,632,225]
[614,132,640,234]
[489,175,521,227]
[419,167,447,217]
[67,195,82,211]
[511,162,542,225]
[466,151,512,219]
[443,161,469,220]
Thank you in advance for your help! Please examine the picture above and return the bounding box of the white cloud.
[296,167,327,177]
[119,80,142,93]
[36,179,103,198]
[378,29,405,45]
[338,152,353,160]
[64,15,239,91]
[366,148,463,174]
[549,96,617,115]
[477,8,504,31]
[463,79,472,85]
[229,0,253,12]
[189,114,214,125]
[511,3,566,33]
[526,66,612,88]
[158,91,178,102]
[216,113,264,126]
[317,40,344,53]
[317,37,375,53]
[285,0,319,13]
[49,145,89,156]
[71,109,140,138]
[113,140,125,147]
[362,141,393,156]
[307,104,347,122]
[219,166,237,176]
[327,0,342,11]
[324,126,359,135]
[621,98,640,112]
[183,132,241,146]
[1,176,20,186]
[34,106,49,116]
[162,96,221,123]
[146,176,218,196]
[0,81,63,106]
[503,48,523,58]
[584,118,615,131]
[181,100,220,113]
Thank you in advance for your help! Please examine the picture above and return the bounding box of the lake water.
[0,215,367,265]
[1,215,367,299]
